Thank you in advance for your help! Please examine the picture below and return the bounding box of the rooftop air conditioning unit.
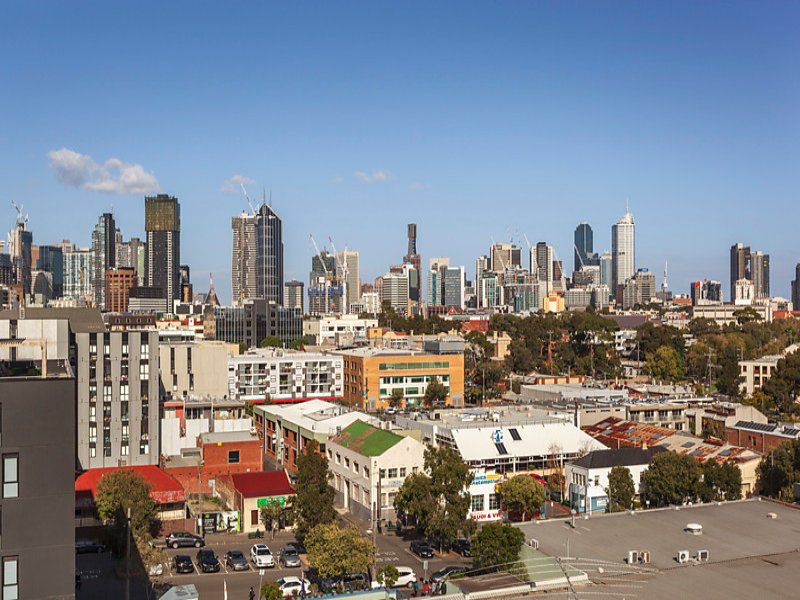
[677,550,690,564]
[697,549,709,562]
[627,550,639,565]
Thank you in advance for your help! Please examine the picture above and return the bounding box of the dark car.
[451,538,471,557]
[225,550,249,571]
[410,540,434,558]
[430,565,467,583]
[167,531,205,549]
[76,540,106,554]
[196,549,220,573]
[279,546,301,568]
[173,555,194,574]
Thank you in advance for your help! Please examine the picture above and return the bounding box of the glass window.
[2,455,18,499]
[2,556,18,600]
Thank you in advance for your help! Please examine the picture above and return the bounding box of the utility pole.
[125,507,131,600]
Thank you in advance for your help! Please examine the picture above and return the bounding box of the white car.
[372,566,418,589]
[278,576,311,597]
[250,544,275,568]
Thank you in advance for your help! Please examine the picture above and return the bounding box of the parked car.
[451,538,471,557]
[196,549,220,573]
[166,531,204,549]
[410,540,434,558]
[430,565,467,583]
[279,546,301,568]
[75,540,106,554]
[277,576,311,597]
[225,549,249,571]
[250,544,275,568]
[373,566,418,589]
[173,555,194,574]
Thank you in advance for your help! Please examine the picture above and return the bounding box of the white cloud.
[48,148,160,195]
[354,169,393,184]
[409,182,431,192]
[221,174,256,193]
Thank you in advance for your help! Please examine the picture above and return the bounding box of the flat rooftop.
[518,499,800,598]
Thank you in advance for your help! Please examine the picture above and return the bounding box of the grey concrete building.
[76,329,160,469]
[0,358,76,600]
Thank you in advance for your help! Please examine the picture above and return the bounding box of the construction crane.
[239,184,257,215]
[309,235,330,313]
[328,237,348,314]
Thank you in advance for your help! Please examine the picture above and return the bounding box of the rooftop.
[331,420,405,457]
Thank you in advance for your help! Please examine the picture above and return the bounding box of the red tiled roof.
[75,465,186,509]
[227,470,295,498]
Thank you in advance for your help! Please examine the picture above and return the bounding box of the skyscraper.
[730,242,751,303]
[611,208,635,294]
[255,203,283,304]
[574,222,593,272]
[145,194,180,304]
[91,212,116,309]
[231,210,257,304]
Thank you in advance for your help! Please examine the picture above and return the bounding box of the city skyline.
[2,2,798,304]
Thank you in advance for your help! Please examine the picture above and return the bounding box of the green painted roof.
[334,420,404,457]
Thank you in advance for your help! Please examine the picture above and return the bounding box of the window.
[488,493,501,510]
[2,556,17,600]
[228,451,240,464]
[2,455,18,498]
[470,495,484,512]
[387,468,398,478]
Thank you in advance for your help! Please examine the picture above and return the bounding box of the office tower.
[730,242,751,302]
[284,280,304,311]
[792,264,800,309]
[63,245,94,301]
[611,208,635,293]
[255,201,284,304]
[92,212,116,309]
[574,222,594,272]
[105,266,136,312]
[750,251,770,298]
[335,250,361,311]
[231,210,257,304]
[145,194,181,305]
[404,224,421,302]
[35,245,64,297]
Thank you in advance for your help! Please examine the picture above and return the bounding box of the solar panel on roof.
[509,428,521,441]
[495,443,509,455]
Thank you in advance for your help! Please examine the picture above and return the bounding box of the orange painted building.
[337,347,464,411]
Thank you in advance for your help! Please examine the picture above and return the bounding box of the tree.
[293,440,336,540]
[423,376,448,407]
[607,466,635,512]
[259,335,283,348]
[389,388,404,409]
[497,475,545,521]
[699,460,742,502]
[473,523,524,572]
[95,469,157,536]
[647,346,685,382]
[376,564,400,588]
[260,581,283,600]
[641,452,702,507]
[757,439,800,500]
[305,523,375,580]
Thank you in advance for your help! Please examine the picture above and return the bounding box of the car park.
[196,549,220,573]
[225,549,249,571]
[166,531,204,549]
[75,540,106,554]
[279,546,301,568]
[250,544,275,568]
[410,540,434,558]
[277,576,311,597]
[173,555,194,574]
[430,565,467,583]
[451,538,471,557]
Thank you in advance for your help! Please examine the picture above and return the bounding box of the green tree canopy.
[607,466,636,512]
[95,469,157,535]
[473,523,525,572]
[292,440,336,540]
[641,452,702,507]
[305,522,376,579]
[423,376,448,407]
[497,475,545,521]
[259,335,283,348]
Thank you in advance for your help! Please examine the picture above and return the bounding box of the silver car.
[279,545,301,568]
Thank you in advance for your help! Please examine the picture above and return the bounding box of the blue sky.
[1,1,798,304]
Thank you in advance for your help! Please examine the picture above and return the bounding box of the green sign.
[257,496,287,508]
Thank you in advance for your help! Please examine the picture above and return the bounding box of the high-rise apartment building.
[611,209,635,294]
[255,203,283,304]
[145,194,181,305]
[335,250,360,311]
[92,212,116,309]
[284,280,304,312]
